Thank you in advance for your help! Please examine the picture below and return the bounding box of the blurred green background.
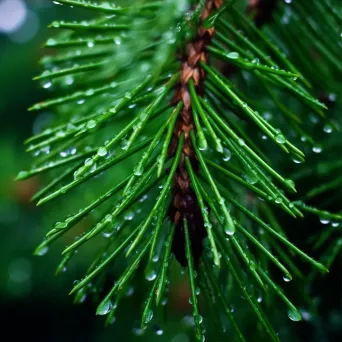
[0,1,341,342]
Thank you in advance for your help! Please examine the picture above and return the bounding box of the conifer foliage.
[18,0,342,340]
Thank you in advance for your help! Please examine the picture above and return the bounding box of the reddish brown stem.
[168,0,223,267]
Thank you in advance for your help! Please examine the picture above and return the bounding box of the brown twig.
[168,0,223,267]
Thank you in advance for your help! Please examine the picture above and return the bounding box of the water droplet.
[144,309,153,325]
[125,286,134,296]
[85,158,94,167]
[114,37,122,45]
[283,274,292,282]
[319,218,330,225]
[36,246,49,256]
[86,120,96,129]
[120,139,129,150]
[198,133,208,151]
[124,212,134,221]
[132,327,145,336]
[242,172,258,185]
[46,38,57,46]
[238,138,245,146]
[224,224,235,236]
[43,81,52,89]
[16,170,29,180]
[223,148,231,161]
[292,157,303,164]
[226,52,239,59]
[323,124,333,133]
[139,194,148,203]
[54,221,67,229]
[97,147,108,157]
[154,325,163,336]
[97,300,112,315]
[312,146,322,153]
[134,164,144,176]
[275,133,286,144]
[288,308,301,321]
[285,179,295,189]
[85,89,95,97]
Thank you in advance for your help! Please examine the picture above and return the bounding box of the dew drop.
[97,147,108,157]
[120,139,129,150]
[312,146,322,153]
[16,170,29,180]
[43,81,52,89]
[36,246,49,256]
[319,218,330,225]
[196,315,203,324]
[226,52,239,59]
[238,138,245,146]
[222,148,231,162]
[132,327,145,336]
[288,308,301,322]
[292,157,303,164]
[224,225,235,236]
[54,221,67,229]
[85,158,94,167]
[275,133,286,144]
[144,309,153,325]
[86,120,97,129]
[134,164,144,176]
[285,179,295,189]
[154,325,163,336]
[323,124,333,133]
[97,300,112,315]
[145,267,157,281]
[85,89,95,97]
[124,212,134,221]
[283,274,292,282]
[242,172,258,185]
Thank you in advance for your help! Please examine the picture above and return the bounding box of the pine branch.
[18,0,342,340]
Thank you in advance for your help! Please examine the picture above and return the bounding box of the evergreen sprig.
[18,0,342,340]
